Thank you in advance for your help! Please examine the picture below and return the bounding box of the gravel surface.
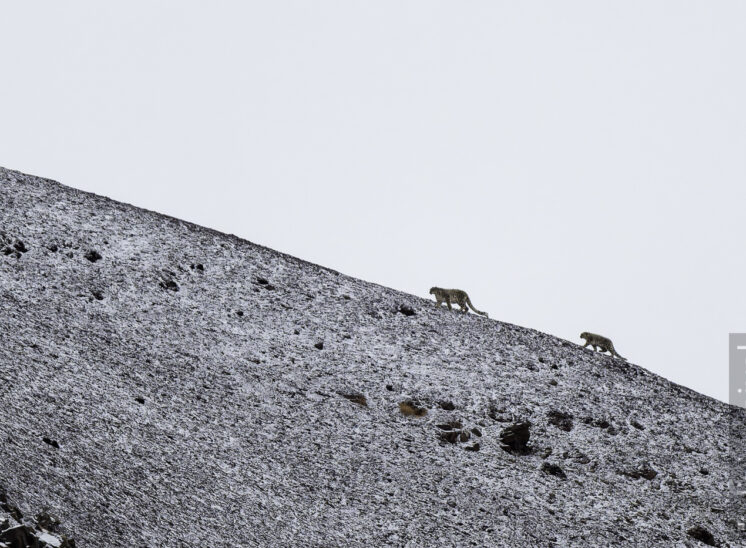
[0,166,744,547]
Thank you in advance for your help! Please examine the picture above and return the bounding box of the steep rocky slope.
[0,167,743,547]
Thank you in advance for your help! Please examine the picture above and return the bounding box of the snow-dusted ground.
[0,167,743,547]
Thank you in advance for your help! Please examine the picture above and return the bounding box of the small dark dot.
[135,397,145,404]
[84,250,102,263]
[314,341,324,350]
[42,437,60,449]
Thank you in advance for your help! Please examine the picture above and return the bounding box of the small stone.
[90,290,104,301]
[398,304,416,317]
[541,462,566,479]
[623,462,657,481]
[500,421,531,454]
[439,430,461,444]
[547,410,574,432]
[439,401,456,411]
[42,437,60,449]
[464,443,480,452]
[686,526,717,546]
[135,397,145,404]
[314,341,324,350]
[84,249,102,262]
[159,280,179,292]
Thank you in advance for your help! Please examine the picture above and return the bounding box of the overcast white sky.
[1,2,744,402]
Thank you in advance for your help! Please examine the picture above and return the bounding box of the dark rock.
[195,263,204,271]
[488,405,513,422]
[135,397,145,404]
[386,384,394,391]
[464,443,480,452]
[256,277,269,285]
[500,421,531,454]
[48,244,59,252]
[314,341,324,350]
[398,304,416,317]
[13,240,27,253]
[439,430,461,444]
[630,419,645,430]
[84,249,102,262]
[0,524,36,547]
[582,415,608,429]
[42,437,60,449]
[91,290,104,301]
[623,462,657,481]
[236,310,244,317]
[159,280,179,292]
[439,401,456,411]
[547,410,574,432]
[548,379,558,386]
[471,427,482,437]
[36,511,61,533]
[686,526,717,546]
[541,462,566,479]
